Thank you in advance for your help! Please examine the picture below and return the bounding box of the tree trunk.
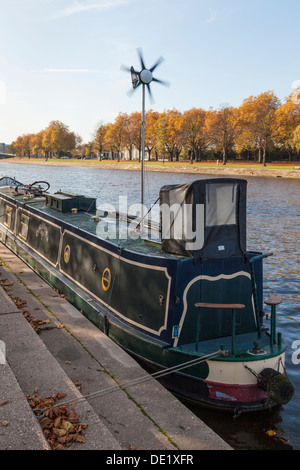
[190,150,194,164]
[258,148,262,163]
[222,148,227,165]
[263,147,266,166]
[197,148,202,162]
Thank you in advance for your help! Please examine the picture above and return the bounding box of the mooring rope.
[33,349,221,419]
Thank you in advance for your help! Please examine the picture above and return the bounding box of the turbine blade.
[152,77,170,87]
[147,84,155,104]
[150,56,164,72]
[120,64,131,72]
[137,47,146,70]
[127,81,141,97]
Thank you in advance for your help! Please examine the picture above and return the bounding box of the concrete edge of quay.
[0,242,232,451]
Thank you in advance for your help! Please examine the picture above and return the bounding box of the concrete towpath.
[0,242,232,451]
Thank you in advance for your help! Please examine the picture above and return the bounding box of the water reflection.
[0,162,299,449]
[186,404,294,450]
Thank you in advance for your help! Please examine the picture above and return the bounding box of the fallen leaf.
[62,420,73,432]
[129,443,137,450]
[26,391,87,450]
[52,428,67,438]
[56,393,67,400]
[52,443,65,451]
[54,416,62,428]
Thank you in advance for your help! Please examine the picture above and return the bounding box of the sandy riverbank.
[2,158,300,179]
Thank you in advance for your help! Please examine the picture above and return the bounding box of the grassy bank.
[2,157,300,179]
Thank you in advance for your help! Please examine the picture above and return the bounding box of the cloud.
[204,6,242,24]
[51,0,130,19]
[291,80,300,90]
[205,8,218,24]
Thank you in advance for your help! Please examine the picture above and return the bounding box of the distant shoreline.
[2,157,300,179]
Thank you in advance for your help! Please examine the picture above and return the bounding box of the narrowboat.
[0,176,294,415]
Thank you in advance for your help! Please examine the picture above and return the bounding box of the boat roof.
[0,177,249,261]
[0,185,180,258]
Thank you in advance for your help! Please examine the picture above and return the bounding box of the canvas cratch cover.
[159,178,247,259]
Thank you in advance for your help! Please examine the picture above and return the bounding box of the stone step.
[0,243,232,451]
[0,362,50,450]
[0,287,121,450]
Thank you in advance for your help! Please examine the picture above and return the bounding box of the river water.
[1,161,299,450]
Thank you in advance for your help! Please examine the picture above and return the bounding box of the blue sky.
[0,0,299,144]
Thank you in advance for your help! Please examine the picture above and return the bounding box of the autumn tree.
[105,113,129,161]
[237,92,280,165]
[181,108,207,162]
[144,110,160,160]
[122,113,138,161]
[126,112,142,161]
[12,134,33,157]
[84,142,94,157]
[30,130,46,156]
[42,121,79,157]
[206,106,237,165]
[11,88,300,164]
[234,104,255,158]
[273,93,300,160]
[93,122,109,159]
[292,125,300,153]
[156,109,183,161]
[10,136,23,156]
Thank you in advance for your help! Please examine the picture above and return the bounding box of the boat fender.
[257,368,294,405]
[244,366,294,405]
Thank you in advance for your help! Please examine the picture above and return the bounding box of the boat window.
[4,205,12,229]
[64,245,71,263]
[205,183,237,227]
[19,214,30,240]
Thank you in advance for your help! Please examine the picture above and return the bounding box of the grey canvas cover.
[159,178,247,259]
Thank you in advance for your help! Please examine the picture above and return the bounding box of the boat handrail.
[249,252,273,339]
[194,303,245,356]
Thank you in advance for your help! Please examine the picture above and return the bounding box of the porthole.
[64,245,71,263]
[102,267,111,291]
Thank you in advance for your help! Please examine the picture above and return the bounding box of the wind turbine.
[121,48,169,229]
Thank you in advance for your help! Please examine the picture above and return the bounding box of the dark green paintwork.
[59,231,170,333]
